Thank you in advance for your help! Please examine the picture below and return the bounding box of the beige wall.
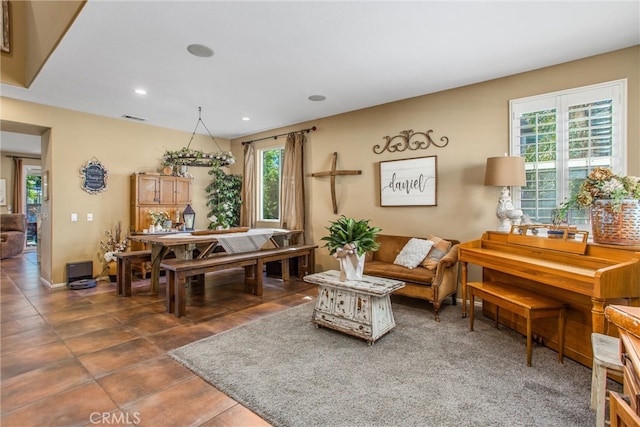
[0,1,85,87]
[229,46,640,274]
[0,0,26,87]
[1,103,230,285]
[0,45,637,285]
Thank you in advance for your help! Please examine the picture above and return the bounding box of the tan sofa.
[363,234,460,321]
[1,214,26,259]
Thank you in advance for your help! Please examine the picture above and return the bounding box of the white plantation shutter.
[509,80,626,223]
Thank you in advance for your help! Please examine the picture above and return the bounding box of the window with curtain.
[509,79,626,224]
[258,146,284,222]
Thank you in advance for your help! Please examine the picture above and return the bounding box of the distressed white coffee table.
[303,270,405,345]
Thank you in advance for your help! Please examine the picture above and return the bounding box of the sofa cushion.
[421,235,452,270]
[372,235,412,263]
[364,260,435,285]
[393,238,434,269]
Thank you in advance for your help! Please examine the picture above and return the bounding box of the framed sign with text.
[379,156,437,207]
[80,157,108,194]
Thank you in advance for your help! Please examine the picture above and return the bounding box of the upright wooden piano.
[459,229,640,367]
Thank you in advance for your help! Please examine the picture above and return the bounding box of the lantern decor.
[183,204,196,230]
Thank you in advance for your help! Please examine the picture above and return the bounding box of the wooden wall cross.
[311,152,362,214]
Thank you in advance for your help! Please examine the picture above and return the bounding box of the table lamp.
[484,156,526,232]
[183,204,196,230]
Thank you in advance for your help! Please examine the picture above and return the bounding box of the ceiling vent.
[122,114,147,122]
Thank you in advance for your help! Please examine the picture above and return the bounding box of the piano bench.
[467,281,566,367]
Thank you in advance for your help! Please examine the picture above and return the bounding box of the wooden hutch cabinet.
[130,174,192,232]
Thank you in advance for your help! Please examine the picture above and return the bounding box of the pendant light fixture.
[162,107,236,170]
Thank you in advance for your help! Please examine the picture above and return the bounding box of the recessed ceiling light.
[242,116,250,121]
[187,44,214,58]
[134,88,147,95]
[308,95,326,102]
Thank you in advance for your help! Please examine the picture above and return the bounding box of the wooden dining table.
[127,228,303,294]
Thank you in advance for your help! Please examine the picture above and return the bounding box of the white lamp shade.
[484,156,526,187]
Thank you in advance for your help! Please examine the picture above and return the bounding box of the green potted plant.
[205,169,242,229]
[321,216,381,281]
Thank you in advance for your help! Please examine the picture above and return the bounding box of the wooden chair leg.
[469,290,475,331]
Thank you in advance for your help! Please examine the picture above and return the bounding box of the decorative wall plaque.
[373,129,449,154]
[80,157,108,194]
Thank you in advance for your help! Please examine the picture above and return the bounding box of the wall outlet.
[71,213,78,222]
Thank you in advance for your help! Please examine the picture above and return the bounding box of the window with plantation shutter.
[509,79,627,225]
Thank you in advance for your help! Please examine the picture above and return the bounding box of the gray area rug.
[169,302,598,427]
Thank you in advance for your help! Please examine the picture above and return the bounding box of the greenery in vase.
[206,166,242,229]
[321,216,382,257]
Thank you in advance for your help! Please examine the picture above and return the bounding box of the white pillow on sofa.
[393,238,434,269]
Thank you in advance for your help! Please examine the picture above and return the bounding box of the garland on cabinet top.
[206,166,242,229]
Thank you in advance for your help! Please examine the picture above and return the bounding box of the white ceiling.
[1,0,639,155]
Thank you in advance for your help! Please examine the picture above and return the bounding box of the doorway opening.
[24,166,42,247]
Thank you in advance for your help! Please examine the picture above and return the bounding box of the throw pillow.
[394,238,434,269]
[421,235,452,270]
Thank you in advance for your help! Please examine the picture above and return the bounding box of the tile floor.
[1,251,318,426]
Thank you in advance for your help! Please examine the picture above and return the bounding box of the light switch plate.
[87,213,93,221]
[71,213,78,222]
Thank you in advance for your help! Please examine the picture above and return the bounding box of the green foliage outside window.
[26,175,42,203]
[261,148,283,220]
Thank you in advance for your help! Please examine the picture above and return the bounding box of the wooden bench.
[467,281,566,367]
[161,244,317,317]
[248,244,317,295]
[114,250,152,296]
